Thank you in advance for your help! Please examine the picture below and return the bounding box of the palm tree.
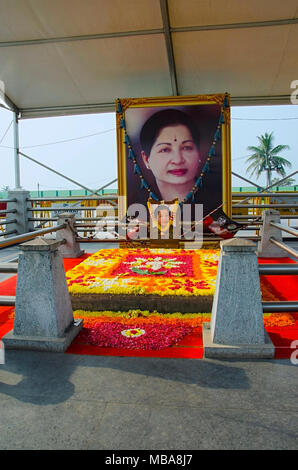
[246,132,291,187]
[271,176,296,187]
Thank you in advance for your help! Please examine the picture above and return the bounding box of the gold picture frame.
[116,94,232,224]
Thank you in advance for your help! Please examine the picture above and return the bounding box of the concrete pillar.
[56,212,84,258]
[6,189,34,235]
[203,238,274,358]
[2,237,83,352]
[257,209,285,258]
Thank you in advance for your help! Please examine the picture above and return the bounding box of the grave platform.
[66,247,219,313]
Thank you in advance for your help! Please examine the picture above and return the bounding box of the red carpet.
[0,253,297,360]
[258,257,298,359]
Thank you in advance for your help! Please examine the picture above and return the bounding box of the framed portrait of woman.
[116,94,231,232]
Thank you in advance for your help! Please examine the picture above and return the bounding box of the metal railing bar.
[74,221,215,227]
[75,224,97,228]
[74,228,227,236]
[75,239,253,244]
[31,225,67,235]
[233,215,298,220]
[74,224,132,228]
[262,301,298,312]
[236,236,261,240]
[0,198,17,203]
[232,204,298,209]
[0,263,18,273]
[1,295,295,312]
[0,219,17,225]
[232,170,298,206]
[0,223,67,249]
[270,222,298,238]
[259,264,298,275]
[232,192,298,197]
[28,196,118,201]
[0,209,17,215]
[71,178,118,207]
[232,215,261,218]
[76,238,120,243]
[29,217,119,222]
[0,230,18,237]
[28,218,58,222]
[75,217,118,221]
[27,206,117,212]
[270,238,298,259]
[0,296,15,306]
[232,219,263,223]
[75,235,262,242]
[75,223,121,228]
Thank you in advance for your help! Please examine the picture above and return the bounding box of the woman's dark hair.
[140,108,200,156]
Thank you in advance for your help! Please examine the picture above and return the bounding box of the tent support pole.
[13,111,21,189]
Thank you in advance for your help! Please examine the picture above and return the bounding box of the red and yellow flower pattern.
[66,248,219,296]
[72,309,296,351]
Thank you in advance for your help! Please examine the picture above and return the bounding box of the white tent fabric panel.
[173,24,297,98]
[0,0,162,41]
[270,23,298,95]
[0,0,297,117]
[1,34,171,111]
[169,0,298,28]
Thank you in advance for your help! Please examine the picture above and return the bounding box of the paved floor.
[0,241,297,450]
[0,351,297,450]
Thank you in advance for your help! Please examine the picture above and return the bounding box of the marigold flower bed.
[66,248,219,296]
[66,248,219,312]
[66,248,298,314]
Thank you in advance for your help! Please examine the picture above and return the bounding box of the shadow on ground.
[0,349,252,405]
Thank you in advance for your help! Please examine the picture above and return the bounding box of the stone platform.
[202,323,275,359]
[3,319,83,352]
[70,292,213,313]
[65,247,219,314]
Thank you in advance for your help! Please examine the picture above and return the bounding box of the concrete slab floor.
[0,350,297,450]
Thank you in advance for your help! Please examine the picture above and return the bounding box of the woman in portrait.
[125,106,222,220]
[139,109,202,203]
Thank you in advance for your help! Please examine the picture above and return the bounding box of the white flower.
[84,258,113,267]
[87,277,134,291]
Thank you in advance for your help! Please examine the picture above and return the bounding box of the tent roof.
[1,0,298,118]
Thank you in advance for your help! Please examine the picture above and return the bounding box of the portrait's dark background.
[124,104,222,218]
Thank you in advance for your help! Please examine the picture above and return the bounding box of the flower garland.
[73,309,212,328]
[117,93,230,205]
[77,321,193,350]
[72,309,296,351]
[73,309,296,331]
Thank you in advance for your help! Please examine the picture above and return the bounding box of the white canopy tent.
[0,0,298,118]
[0,0,297,190]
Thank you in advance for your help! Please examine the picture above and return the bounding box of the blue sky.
[0,103,297,192]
